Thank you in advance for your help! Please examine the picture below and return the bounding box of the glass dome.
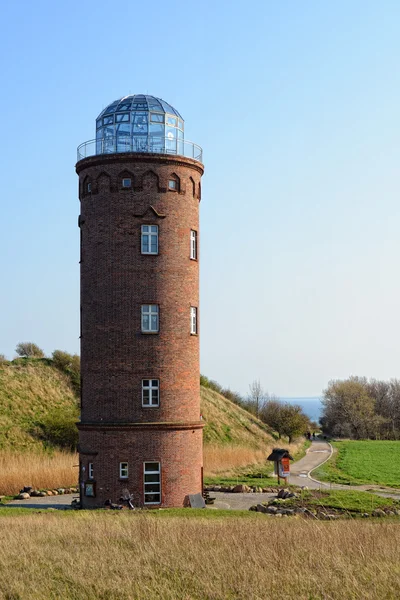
[96,94,185,155]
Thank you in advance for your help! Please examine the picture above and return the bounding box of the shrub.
[52,350,80,394]
[36,407,79,451]
[15,342,45,358]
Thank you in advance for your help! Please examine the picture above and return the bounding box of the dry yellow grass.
[0,451,78,495]
[0,512,399,599]
[204,439,303,476]
[0,443,301,494]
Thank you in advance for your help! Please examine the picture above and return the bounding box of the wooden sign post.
[267,448,293,486]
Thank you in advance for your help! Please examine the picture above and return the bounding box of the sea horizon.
[280,396,322,423]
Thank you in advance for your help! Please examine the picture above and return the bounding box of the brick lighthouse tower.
[76,95,204,508]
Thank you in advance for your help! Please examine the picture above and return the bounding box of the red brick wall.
[79,426,203,508]
[76,153,204,508]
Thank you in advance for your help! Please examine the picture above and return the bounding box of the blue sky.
[1,1,400,397]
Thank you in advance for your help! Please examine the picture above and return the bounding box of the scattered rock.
[57,488,65,495]
[266,506,278,514]
[362,513,369,518]
[232,484,251,493]
[47,491,54,496]
[38,491,47,497]
[20,487,33,494]
[274,513,282,518]
[16,493,30,500]
[372,509,386,517]
[385,510,395,516]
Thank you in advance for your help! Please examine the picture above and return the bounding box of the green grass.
[303,489,399,514]
[313,440,400,488]
[0,506,258,519]
[2,489,398,518]
[205,462,278,488]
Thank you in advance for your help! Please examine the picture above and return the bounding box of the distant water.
[280,397,322,423]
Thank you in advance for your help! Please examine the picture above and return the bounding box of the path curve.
[295,440,400,500]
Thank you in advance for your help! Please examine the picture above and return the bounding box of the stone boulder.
[16,493,30,500]
[372,509,386,518]
[232,484,251,493]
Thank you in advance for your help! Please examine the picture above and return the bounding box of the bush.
[15,342,45,358]
[52,350,80,394]
[36,408,79,451]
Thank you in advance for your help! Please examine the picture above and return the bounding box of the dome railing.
[77,136,202,162]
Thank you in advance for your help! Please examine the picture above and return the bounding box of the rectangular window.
[168,179,177,190]
[150,113,164,123]
[144,462,161,504]
[119,462,128,479]
[190,307,198,334]
[142,379,160,407]
[141,304,159,332]
[116,113,130,123]
[87,183,91,193]
[88,463,94,479]
[122,178,131,188]
[141,225,158,254]
[190,230,197,260]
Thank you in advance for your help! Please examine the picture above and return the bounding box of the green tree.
[322,377,386,439]
[260,400,309,442]
[279,404,310,443]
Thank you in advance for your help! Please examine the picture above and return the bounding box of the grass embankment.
[0,358,78,450]
[0,360,291,494]
[313,440,400,488]
[1,512,400,599]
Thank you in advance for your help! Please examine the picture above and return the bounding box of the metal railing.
[77,136,203,162]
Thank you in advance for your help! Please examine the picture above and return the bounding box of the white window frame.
[168,179,177,190]
[142,379,160,407]
[141,304,159,333]
[122,178,131,188]
[88,463,94,479]
[190,306,198,334]
[190,230,197,260]
[144,462,161,505]
[119,462,128,479]
[141,225,159,255]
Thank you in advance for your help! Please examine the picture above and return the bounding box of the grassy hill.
[0,358,276,452]
[201,387,275,447]
[0,359,78,450]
